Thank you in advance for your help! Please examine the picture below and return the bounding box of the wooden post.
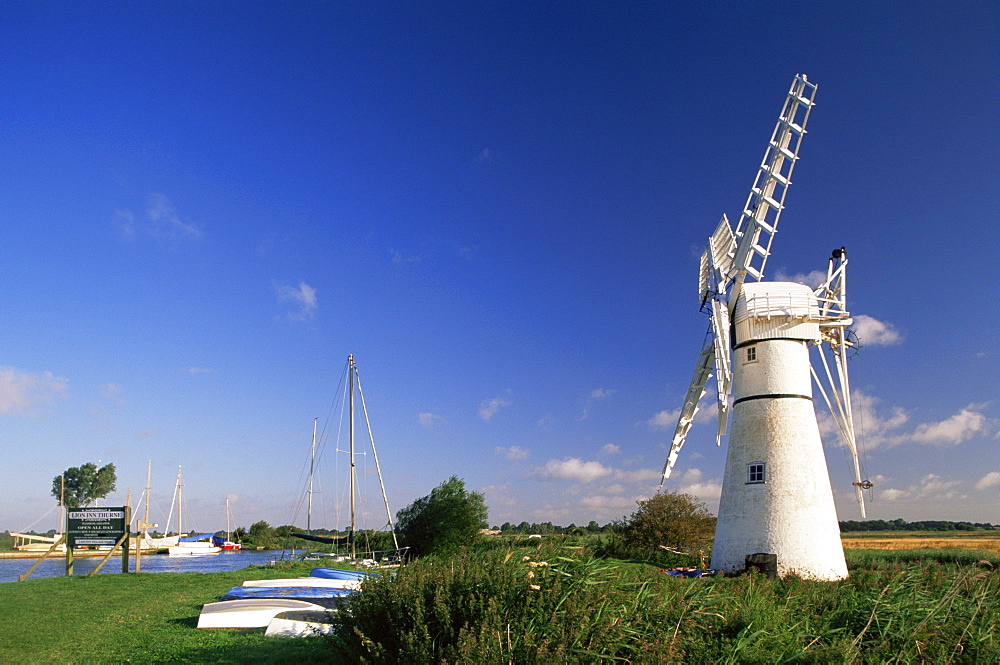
[86,528,131,578]
[121,504,131,573]
[18,536,66,582]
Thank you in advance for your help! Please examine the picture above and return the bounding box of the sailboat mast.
[307,417,317,534]
[355,366,400,549]
[177,466,183,537]
[349,354,357,558]
[143,460,151,538]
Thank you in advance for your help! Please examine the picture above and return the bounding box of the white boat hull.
[242,577,361,589]
[197,599,327,629]
[265,610,338,638]
[168,544,222,555]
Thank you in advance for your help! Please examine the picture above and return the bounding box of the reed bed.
[329,545,1000,663]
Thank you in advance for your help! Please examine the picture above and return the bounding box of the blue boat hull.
[309,567,372,581]
[221,585,354,609]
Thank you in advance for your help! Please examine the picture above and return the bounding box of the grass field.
[842,532,1000,554]
[0,560,334,664]
[0,537,997,663]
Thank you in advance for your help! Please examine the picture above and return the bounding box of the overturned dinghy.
[310,567,373,581]
[197,599,327,629]
[220,586,353,609]
[242,577,361,589]
[265,610,338,638]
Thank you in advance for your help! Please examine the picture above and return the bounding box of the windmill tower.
[660,75,870,581]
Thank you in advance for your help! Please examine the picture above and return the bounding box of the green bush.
[326,546,1000,663]
[327,546,690,662]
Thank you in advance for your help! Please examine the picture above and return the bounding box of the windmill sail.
[659,75,869,580]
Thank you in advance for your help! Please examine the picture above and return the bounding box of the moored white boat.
[168,540,221,555]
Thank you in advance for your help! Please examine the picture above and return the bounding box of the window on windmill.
[746,346,757,363]
[747,462,766,484]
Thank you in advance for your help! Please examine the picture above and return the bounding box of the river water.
[0,549,300,584]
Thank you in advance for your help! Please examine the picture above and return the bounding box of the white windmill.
[660,74,871,581]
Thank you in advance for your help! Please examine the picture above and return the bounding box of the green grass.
[327,546,1000,663]
[0,561,335,664]
[2,548,998,664]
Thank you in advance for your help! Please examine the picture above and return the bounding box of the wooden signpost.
[66,506,131,575]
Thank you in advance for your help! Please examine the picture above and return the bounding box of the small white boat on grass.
[220,586,353,608]
[265,610,338,638]
[197,599,328,629]
[242,577,361,589]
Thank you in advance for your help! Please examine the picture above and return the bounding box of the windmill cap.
[734,282,821,344]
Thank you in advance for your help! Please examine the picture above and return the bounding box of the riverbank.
[0,560,334,664]
[0,549,294,584]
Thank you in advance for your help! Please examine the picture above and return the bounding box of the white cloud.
[679,480,723,503]
[821,393,989,450]
[649,397,718,430]
[877,474,963,503]
[580,388,615,420]
[905,406,986,446]
[613,468,661,483]
[145,193,204,243]
[275,281,318,321]
[0,367,68,415]
[115,209,136,239]
[880,488,907,501]
[479,395,512,421]
[418,412,447,428]
[388,248,424,267]
[480,484,517,509]
[101,382,123,400]
[601,443,620,455]
[474,147,498,164]
[186,367,216,375]
[495,445,528,461]
[117,194,203,246]
[579,494,637,512]
[818,390,908,443]
[681,468,703,483]
[973,471,1000,491]
[773,268,827,288]
[851,314,902,347]
[538,458,613,483]
[648,409,679,429]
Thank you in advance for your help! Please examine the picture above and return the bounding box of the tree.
[395,476,488,557]
[620,490,716,552]
[52,462,117,507]
[247,520,277,548]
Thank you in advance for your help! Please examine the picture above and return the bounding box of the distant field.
[842,532,1000,554]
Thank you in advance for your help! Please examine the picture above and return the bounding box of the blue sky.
[2,2,997,535]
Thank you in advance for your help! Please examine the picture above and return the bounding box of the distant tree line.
[839,518,995,532]
[494,520,615,535]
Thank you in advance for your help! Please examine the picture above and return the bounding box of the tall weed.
[326,546,999,664]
